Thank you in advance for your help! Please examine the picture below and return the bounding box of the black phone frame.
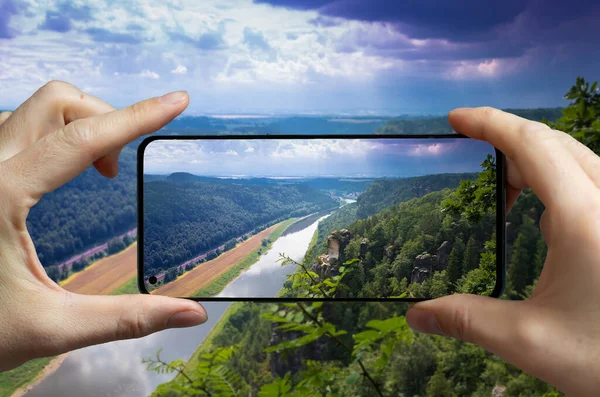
[137,134,506,302]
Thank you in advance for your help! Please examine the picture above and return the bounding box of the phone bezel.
[137,134,506,302]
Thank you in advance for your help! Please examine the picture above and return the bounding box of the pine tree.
[447,238,466,290]
[426,368,454,397]
[533,234,547,278]
[463,236,479,273]
[508,217,539,297]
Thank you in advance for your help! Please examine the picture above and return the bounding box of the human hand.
[0,81,207,372]
[406,107,600,396]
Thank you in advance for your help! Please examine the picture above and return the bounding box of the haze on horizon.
[143,138,495,177]
[1,0,598,115]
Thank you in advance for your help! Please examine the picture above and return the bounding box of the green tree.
[426,368,454,397]
[463,236,480,273]
[508,217,539,297]
[446,238,466,289]
[442,154,496,223]
[549,77,600,154]
[429,270,450,298]
[533,234,547,278]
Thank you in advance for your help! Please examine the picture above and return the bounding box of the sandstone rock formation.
[410,241,450,284]
[311,229,352,280]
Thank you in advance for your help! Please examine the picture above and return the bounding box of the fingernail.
[158,91,187,105]
[407,308,444,336]
[166,310,206,328]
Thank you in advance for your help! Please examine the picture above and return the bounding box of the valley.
[151,222,282,297]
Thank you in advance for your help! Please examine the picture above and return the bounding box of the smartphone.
[138,135,505,301]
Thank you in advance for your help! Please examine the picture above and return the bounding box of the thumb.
[39,292,207,356]
[406,294,526,356]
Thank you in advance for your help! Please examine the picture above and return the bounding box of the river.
[25,213,330,397]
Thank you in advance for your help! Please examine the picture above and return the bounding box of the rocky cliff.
[410,240,451,284]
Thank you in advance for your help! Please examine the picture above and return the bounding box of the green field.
[111,276,139,295]
[192,217,298,297]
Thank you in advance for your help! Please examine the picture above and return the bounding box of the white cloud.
[270,139,378,160]
[244,147,254,153]
[0,0,539,113]
[409,143,443,156]
[139,69,160,79]
[171,65,188,74]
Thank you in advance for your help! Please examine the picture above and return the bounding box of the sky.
[1,0,599,114]
[143,138,495,177]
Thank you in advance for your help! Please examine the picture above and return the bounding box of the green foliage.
[456,237,497,296]
[357,173,476,218]
[426,368,455,397]
[147,346,243,397]
[508,217,538,297]
[429,270,450,298]
[442,155,496,223]
[462,236,480,273]
[107,237,126,255]
[258,373,295,397]
[446,238,465,289]
[549,77,600,154]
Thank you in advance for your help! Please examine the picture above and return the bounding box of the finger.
[0,111,11,126]
[505,156,526,213]
[407,295,531,370]
[93,149,121,179]
[506,185,521,214]
[449,107,596,214]
[0,81,113,156]
[5,91,188,202]
[553,130,600,187]
[37,293,207,356]
[0,81,122,177]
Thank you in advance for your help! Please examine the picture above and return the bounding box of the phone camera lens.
[148,276,157,285]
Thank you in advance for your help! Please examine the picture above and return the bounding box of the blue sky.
[143,138,495,176]
[1,0,598,114]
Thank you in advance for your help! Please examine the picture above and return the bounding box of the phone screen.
[138,136,505,301]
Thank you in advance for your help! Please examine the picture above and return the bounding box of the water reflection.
[218,214,328,298]
[26,215,326,397]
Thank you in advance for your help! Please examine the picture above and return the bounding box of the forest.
[356,173,477,218]
[143,178,338,273]
[146,77,599,396]
[26,147,137,266]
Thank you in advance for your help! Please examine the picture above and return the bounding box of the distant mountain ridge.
[376,108,563,135]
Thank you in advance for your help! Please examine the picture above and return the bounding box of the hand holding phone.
[138,135,505,301]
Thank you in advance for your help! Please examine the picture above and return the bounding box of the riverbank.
[193,217,298,297]
[2,353,69,397]
[151,218,296,297]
